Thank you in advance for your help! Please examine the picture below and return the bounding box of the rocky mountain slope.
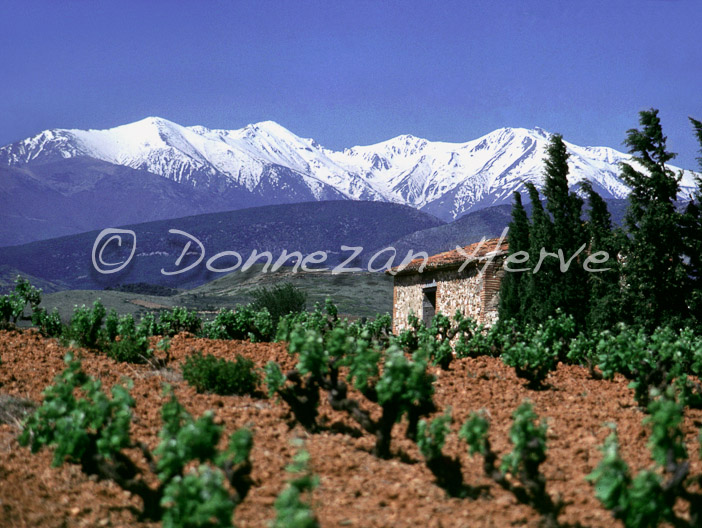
[3,117,697,246]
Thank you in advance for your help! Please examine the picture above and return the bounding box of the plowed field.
[1,329,701,527]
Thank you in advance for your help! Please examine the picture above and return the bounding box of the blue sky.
[1,0,701,168]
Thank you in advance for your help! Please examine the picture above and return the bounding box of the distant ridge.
[0,200,443,290]
[386,198,631,259]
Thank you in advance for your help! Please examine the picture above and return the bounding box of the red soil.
[1,329,700,528]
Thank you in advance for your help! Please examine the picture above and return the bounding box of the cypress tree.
[543,134,574,233]
[517,134,590,327]
[619,109,688,330]
[689,117,702,168]
[681,117,702,323]
[523,182,554,324]
[581,182,622,330]
[582,183,613,249]
[499,191,530,324]
[541,134,588,326]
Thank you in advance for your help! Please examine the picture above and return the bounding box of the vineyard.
[2,280,702,528]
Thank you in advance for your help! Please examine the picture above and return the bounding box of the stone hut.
[388,238,508,334]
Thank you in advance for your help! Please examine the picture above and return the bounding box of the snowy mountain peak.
[1,118,699,222]
[130,115,175,127]
[100,116,183,138]
[248,120,290,133]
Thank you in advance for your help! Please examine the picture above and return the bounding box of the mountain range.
[2,117,699,246]
[0,196,636,294]
[0,201,444,291]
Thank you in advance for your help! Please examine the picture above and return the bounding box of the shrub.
[109,335,152,363]
[460,402,563,528]
[373,346,436,450]
[1,276,43,328]
[431,311,484,369]
[416,408,473,498]
[589,325,702,408]
[394,310,484,370]
[159,307,202,337]
[266,323,436,458]
[203,307,274,342]
[275,300,390,346]
[250,282,307,329]
[501,311,576,389]
[417,408,452,461]
[502,340,558,390]
[393,312,425,351]
[564,331,598,372]
[31,307,64,337]
[19,356,253,523]
[587,388,702,527]
[391,310,477,370]
[271,442,319,528]
[264,361,286,398]
[264,329,325,431]
[19,355,134,467]
[349,313,392,344]
[182,352,259,396]
[13,277,42,310]
[275,299,339,342]
[500,402,548,477]
[104,308,120,342]
[161,465,235,528]
[137,312,163,337]
[63,301,107,349]
[102,311,153,363]
[454,321,503,359]
[0,294,25,329]
[418,314,456,370]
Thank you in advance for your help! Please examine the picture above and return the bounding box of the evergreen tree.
[499,191,530,324]
[619,109,688,330]
[542,134,575,234]
[523,182,554,324]
[681,117,702,323]
[514,134,590,327]
[541,134,588,326]
[691,117,702,167]
[581,182,621,329]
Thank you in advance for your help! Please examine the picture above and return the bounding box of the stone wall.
[392,257,505,333]
[392,273,426,333]
[479,258,505,327]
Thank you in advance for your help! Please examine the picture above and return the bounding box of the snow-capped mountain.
[1,117,699,222]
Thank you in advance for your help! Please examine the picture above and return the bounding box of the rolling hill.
[0,201,443,291]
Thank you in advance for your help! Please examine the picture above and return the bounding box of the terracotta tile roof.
[389,237,509,275]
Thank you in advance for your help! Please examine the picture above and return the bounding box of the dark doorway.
[422,286,436,326]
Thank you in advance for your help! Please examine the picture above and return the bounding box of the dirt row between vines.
[1,329,701,528]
